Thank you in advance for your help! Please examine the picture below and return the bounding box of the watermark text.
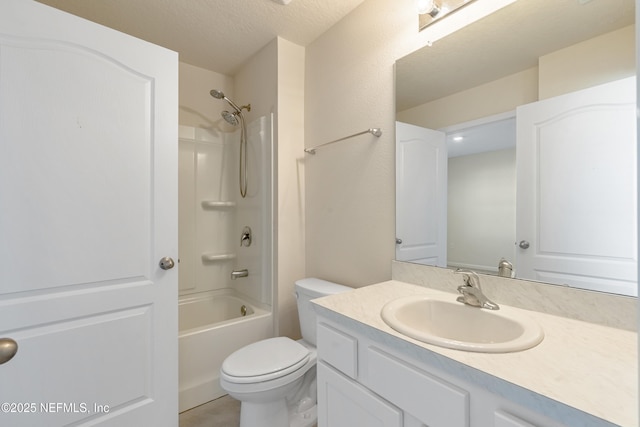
[1,402,110,414]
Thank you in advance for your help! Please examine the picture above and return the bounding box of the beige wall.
[448,149,516,272]
[304,0,511,287]
[304,0,409,288]
[397,25,635,131]
[234,40,277,124]
[275,38,306,339]
[397,67,539,130]
[179,62,234,130]
[539,25,635,100]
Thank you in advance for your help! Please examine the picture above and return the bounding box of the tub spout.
[231,269,249,280]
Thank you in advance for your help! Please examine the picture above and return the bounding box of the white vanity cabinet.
[317,362,403,427]
[316,319,569,427]
[316,322,402,426]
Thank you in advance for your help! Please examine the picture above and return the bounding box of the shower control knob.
[159,256,175,270]
[519,240,530,249]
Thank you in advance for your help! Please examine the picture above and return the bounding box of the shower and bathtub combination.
[178,91,274,412]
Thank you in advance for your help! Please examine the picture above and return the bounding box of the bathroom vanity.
[312,281,637,427]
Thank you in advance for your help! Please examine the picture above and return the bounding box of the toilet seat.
[222,337,310,384]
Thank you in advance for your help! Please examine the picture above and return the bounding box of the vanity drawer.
[495,411,539,427]
[317,322,358,378]
[366,347,469,427]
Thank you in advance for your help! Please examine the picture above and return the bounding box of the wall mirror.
[395,0,637,296]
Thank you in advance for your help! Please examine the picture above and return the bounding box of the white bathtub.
[178,290,272,413]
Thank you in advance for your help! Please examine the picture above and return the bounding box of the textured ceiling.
[36,0,367,75]
[396,0,636,111]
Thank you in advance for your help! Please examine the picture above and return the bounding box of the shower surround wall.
[178,115,274,411]
[178,115,273,305]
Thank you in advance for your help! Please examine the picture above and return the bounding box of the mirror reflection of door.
[396,77,637,297]
[395,122,447,266]
[399,114,517,274]
[516,77,637,296]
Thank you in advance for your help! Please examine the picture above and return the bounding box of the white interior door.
[395,122,447,266]
[516,77,637,296]
[0,1,178,426]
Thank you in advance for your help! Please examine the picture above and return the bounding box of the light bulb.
[416,0,433,14]
[416,0,440,17]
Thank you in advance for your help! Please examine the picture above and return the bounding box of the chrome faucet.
[454,269,499,310]
[498,258,513,278]
[231,269,249,280]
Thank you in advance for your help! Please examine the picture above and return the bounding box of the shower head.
[209,88,248,114]
[210,89,225,100]
[209,89,250,199]
[222,110,239,126]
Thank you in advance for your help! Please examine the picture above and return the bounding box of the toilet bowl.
[220,337,317,427]
[219,278,352,427]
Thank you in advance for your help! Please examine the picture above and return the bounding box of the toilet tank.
[295,278,352,346]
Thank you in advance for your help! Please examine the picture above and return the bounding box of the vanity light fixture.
[416,0,441,17]
[418,0,478,30]
[453,136,464,142]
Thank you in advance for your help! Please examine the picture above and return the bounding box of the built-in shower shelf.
[201,200,236,209]
[201,253,236,262]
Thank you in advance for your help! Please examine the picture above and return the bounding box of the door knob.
[395,238,403,244]
[519,240,530,249]
[0,338,18,365]
[159,257,175,270]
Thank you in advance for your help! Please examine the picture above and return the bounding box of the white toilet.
[219,278,352,427]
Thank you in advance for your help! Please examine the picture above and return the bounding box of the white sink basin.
[381,294,544,353]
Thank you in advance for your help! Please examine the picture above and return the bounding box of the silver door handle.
[0,338,18,365]
[519,240,530,249]
[159,257,175,270]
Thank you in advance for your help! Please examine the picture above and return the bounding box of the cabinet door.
[317,362,403,427]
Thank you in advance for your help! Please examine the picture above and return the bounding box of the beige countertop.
[313,280,638,427]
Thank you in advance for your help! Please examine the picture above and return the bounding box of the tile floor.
[179,395,241,427]
[178,396,318,427]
